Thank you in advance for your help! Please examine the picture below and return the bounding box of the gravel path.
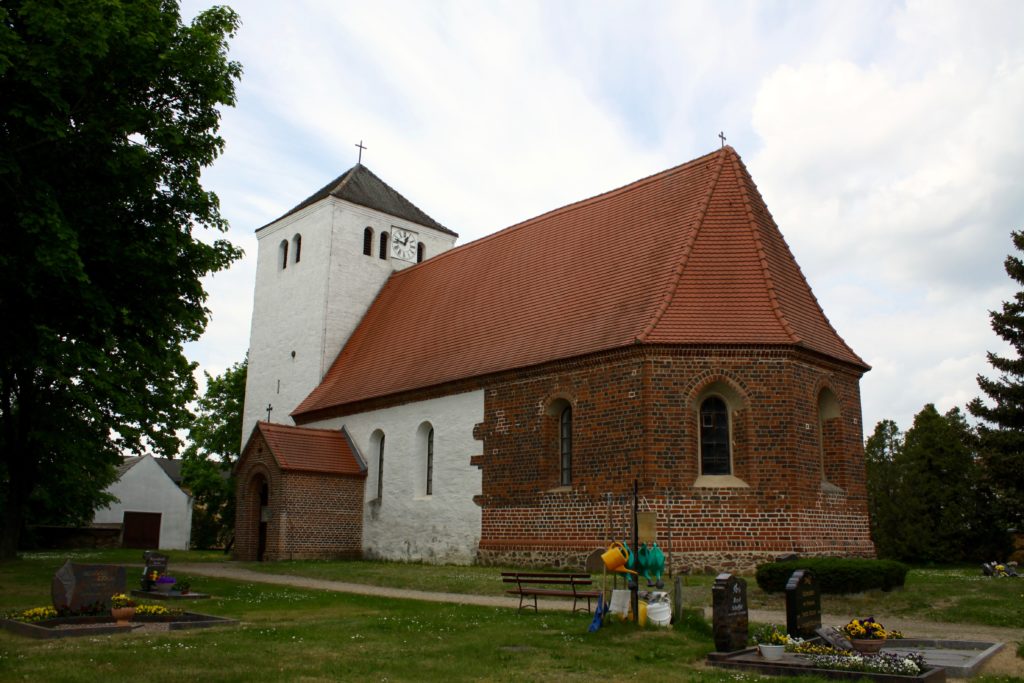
[175,562,1023,678]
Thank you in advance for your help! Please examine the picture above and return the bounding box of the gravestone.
[711,573,748,652]
[785,569,821,638]
[51,560,126,612]
[141,550,169,590]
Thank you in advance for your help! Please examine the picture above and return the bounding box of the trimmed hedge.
[755,558,909,594]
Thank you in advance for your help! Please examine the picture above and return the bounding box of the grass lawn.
[1,552,1021,682]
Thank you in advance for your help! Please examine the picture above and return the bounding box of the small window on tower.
[363,227,373,256]
[292,234,302,263]
[279,240,288,270]
[417,242,425,263]
[379,232,389,260]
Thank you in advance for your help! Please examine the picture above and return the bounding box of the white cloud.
[179,0,1024,434]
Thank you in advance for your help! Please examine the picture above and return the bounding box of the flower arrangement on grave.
[752,623,789,645]
[838,616,903,640]
[7,606,58,623]
[804,651,926,676]
[110,593,136,608]
[134,604,172,617]
[785,640,854,657]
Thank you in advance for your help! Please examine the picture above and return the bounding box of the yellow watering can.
[601,542,638,575]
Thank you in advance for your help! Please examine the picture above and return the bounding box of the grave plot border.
[706,647,946,683]
[0,612,238,640]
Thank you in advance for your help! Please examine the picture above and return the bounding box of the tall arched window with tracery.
[699,396,730,475]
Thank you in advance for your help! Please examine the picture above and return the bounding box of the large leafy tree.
[181,357,245,548]
[864,419,903,559]
[865,406,1006,562]
[0,0,242,558]
[969,230,1024,527]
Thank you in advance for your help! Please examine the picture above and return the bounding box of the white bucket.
[646,601,671,626]
[609,589,631,618]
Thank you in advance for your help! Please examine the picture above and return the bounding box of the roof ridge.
[259,421,342,434]
[635,147,729,342]
[728,149,801,344]
[383,148,725,284]
[731,156,866,366]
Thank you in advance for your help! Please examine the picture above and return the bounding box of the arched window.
[559,405,572,486]
[425,427,434,496]
[376,433,385,500]
[818,389,842,485]
[417,242,425,263]
[279,240,288,270]
[699,396,730,475]
[363,227,374,256]
[292,234,302,263]
[379,232,389,260]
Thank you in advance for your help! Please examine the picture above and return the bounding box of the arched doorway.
[249,473,270,562]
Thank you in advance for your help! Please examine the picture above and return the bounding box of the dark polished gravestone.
[51,560,126,612]
[141,550,169,590]
[712,573,749,652]
[785,568,821,638]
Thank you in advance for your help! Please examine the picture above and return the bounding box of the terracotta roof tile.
[294,147,867,419]
[252,422,366,476]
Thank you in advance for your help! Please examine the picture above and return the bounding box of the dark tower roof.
[259,163,456,236]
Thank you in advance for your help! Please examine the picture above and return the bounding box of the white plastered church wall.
[242,196,457,443]
[93,456,193,550]
[312,389,484,564]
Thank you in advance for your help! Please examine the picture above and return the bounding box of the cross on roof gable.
[293,147,867,420]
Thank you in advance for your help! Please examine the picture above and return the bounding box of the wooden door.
[122,511,162,548]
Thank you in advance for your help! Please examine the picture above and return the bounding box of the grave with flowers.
[706,569,1004,681]
[0,559,235,639]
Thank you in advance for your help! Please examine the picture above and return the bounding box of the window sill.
[414,494,434,501]
[821,480,844,494]
[693,475,749,488]
[545,485,573,494]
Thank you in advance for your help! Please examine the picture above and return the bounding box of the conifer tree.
[969,229,1024,527]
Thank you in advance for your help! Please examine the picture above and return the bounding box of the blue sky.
[180,0,1024,434]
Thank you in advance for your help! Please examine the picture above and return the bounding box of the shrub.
[755,558,909,594]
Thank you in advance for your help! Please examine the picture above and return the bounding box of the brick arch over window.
[817,387,844,487]
[686,375,750,485]
[543,395,574,488]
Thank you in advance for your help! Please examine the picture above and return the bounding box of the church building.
[234,146,875,571]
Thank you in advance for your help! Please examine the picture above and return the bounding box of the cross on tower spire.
[718,131,727,148]
[265,403,273,422]
[355,140,367,164]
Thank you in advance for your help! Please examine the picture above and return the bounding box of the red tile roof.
[294,147,866,420]
[253,422,366,476]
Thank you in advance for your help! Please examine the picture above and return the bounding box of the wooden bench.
[501,572,601,613]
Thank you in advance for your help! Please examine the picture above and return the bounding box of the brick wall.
[475,345,874,572]
[233,431,365,561]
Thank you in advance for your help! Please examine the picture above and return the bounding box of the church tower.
[241,164,458,443]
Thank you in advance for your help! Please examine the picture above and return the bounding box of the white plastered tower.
[241,164,459,444]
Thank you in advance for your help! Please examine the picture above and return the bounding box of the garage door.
[122,511,161,548]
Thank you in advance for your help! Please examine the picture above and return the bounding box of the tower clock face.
[390,227,418,261]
